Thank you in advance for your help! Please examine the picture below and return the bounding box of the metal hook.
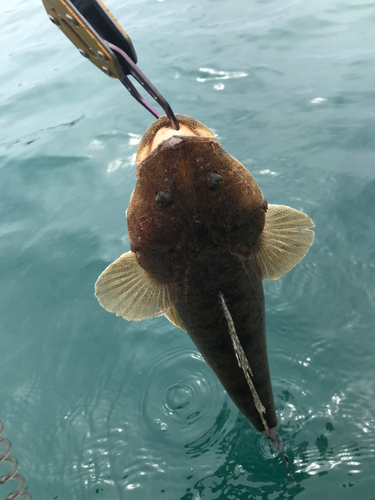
[105,41,179,130]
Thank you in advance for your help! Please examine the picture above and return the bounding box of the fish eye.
[155,191,173,208]
[207,172,222,190]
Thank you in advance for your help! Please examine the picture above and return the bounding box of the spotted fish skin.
[127,134,275,431]
[95,114,314,436]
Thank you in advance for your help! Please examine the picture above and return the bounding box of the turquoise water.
[1,0,375,498]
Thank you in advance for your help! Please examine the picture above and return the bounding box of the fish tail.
[263,427,295,483]
[219,292,295,483]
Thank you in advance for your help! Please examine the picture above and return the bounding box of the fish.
[95,114,314,446]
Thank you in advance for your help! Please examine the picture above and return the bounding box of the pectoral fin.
[95,251,173,321]
[164,307,186,331]
[255,204,314,280]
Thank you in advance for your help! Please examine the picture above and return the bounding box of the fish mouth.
[149,123,198,153]
[135,114,215,164]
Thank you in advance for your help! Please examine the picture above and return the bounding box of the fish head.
[127,115,267,281]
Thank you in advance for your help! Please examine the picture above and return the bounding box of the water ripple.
[139,345,226,444]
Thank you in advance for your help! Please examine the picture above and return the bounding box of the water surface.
[1,0,375,498]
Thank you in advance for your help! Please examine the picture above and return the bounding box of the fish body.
[173,250,275,431]
[95,115,314,436]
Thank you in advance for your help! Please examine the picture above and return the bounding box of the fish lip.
[162,136,184,148]
[144,135,218,160]
[158,134,217,151]
[135,135,221,178]
[135,114,216,165]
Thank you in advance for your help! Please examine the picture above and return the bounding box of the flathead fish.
[95,114,314,443]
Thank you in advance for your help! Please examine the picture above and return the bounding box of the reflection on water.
[1,0,375,499]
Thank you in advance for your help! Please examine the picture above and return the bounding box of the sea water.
[0,0,375,498]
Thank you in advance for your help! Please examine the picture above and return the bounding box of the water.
[1,0,375,498]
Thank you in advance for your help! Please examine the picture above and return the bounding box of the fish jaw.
[135,114,216,165]
[149,124,198,153]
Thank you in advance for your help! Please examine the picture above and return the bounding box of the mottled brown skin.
[127,135,277,432]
